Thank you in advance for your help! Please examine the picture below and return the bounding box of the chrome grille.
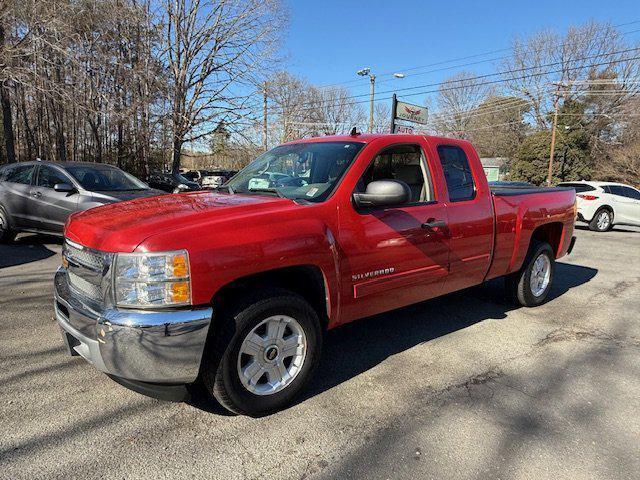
[65,240,104,271]
[68,270,102,301]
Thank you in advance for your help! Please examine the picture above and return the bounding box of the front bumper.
[54,267,212,384]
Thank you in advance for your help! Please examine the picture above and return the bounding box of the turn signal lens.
[172,254,188,278]
[171,281,190,304]
[577,194,598,200]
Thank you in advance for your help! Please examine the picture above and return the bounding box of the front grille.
[63,239,111,303]
[68,270,103,301]
[65,241,104,271]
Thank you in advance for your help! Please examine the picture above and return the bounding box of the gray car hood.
[90,189,166,203]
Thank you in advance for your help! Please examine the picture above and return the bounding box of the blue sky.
[284,0,640,105]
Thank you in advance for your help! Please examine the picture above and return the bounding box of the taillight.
[577,194,599,200]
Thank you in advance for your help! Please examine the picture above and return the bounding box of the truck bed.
[485,187,576,281]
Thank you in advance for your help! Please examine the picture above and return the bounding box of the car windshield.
[226,142,365,201]
[67,165,148,191]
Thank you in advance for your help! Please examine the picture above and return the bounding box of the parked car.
[147,171,200,193]
[181,169,234,189]
[0,161,164,241]
[201,170,236,189]
[558,181,640,231]
[55,134,576,416]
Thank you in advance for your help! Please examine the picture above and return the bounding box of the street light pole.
[548,83,567,186]
[368,74,376,132]
[357,68,404,133]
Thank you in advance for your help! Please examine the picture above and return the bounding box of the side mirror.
[352,180,411,208]
[53,183,75,193]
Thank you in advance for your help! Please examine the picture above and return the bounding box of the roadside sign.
[390,94,428,134]
[394,124,415,134]
[396,101,428,125]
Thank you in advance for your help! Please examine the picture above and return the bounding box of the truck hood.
[65,191,293,252]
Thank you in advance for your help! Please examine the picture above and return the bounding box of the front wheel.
[589,208,613,232]
[505,242,555,307]
[202,289,322,416]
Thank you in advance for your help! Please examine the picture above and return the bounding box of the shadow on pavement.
[0,234,61,269]
[299,262,597,404]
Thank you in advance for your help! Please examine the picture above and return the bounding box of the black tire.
[588,208,613,232]
[0,206,16,243]
[201,289,323,417]
[505,241,555,307]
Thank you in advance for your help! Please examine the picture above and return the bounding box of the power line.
[314,20,640,89]
[273,51,640,116]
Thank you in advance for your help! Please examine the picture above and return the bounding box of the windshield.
[67,165,148,191]
[226,142,364,201]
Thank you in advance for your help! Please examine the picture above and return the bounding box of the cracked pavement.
[1,225,639,479]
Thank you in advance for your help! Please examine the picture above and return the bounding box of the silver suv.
[0,161,164,241]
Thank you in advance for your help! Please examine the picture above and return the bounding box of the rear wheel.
[505,242,555,307]
[0,206,16,243]
[589,208,612,232]
[202,289,322,416]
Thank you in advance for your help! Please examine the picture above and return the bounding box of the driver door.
[338,142,450,323]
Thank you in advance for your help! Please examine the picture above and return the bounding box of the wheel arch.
[530,222,564,257]
[210,264,330,331]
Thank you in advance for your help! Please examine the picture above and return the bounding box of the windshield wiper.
[247,187,285,198]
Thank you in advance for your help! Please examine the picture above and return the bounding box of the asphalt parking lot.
[1,226,639,480]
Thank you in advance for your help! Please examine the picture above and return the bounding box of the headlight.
[114,250,191,308]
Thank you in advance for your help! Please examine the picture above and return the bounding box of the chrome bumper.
[54,267,212,384]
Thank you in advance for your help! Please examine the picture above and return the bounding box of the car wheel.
[202,289,323,416]
[0,206,17,243]
[505,241,555,307]
[589,208,613,232]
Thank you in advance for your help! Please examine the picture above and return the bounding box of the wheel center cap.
[264,346,279,362]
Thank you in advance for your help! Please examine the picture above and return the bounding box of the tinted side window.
[37,166,70,189]
[608,186,625,197]
[6,165,35,185]
[621,187,640,199]
[560,183,595,193]
[437,145,475,202]
[602,185,611,194]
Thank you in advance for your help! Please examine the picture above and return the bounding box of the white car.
[559,181,640,231]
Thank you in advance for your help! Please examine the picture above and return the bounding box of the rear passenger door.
[33,165,80,233]
[611,186,640,225]
[433,143,494,294]
[2,164,38,228]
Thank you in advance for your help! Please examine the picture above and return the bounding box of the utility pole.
[548,83,567,186]
[262,81,268,152]
[547,96,560,186]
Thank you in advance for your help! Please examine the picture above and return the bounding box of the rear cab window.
[436,145,476,202]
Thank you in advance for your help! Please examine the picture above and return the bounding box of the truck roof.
[285,133,471,146]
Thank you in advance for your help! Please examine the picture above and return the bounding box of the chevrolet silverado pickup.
[55,133,576,416]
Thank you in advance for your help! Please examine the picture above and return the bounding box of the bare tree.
[432,71,492,138]
[163,0,285,172]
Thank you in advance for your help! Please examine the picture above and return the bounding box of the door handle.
[421,219,446,230]
[31,191,42,198]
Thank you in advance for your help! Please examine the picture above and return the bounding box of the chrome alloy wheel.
[237,315,307,395]
[530,253,551,297]
[596,211,610,230]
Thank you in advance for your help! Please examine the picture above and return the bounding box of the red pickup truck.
[55,133,576,416]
